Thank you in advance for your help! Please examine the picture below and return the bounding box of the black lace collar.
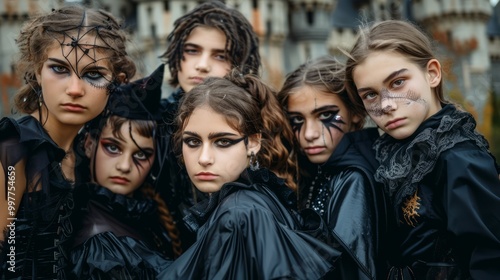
[373,104,491,210]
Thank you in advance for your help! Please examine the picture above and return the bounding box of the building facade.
[1,0,499,143]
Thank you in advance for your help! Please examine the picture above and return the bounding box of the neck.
[31,111,81,152]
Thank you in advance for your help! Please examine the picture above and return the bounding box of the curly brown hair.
[173,69,297,191]
[159,1,261,87]
[13,4,136,114]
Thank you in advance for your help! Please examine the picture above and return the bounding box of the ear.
[349,114,362,132]
[35,69,41,87]
[247,133,261,156]
[83,134,95,159]
[426,59,441,88]
[116,72,128,84]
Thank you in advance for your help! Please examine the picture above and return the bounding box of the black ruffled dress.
[159,168,340,280]
[68,183,172,279]
[0,115,80,279]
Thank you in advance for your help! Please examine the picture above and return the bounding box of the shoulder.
[327,169,379,200]
[217,186,275,213]
[439,141,495,166]
[211,185,293,226]
[327,128,379,173]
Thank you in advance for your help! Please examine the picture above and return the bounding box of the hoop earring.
[249,151,260,171]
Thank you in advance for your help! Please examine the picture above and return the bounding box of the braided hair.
[141,184,183,258]
[160,1,261,87]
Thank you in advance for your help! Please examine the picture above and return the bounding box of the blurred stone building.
[1,0,499,143]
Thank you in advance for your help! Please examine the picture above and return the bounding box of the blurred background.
[0,0,499,159]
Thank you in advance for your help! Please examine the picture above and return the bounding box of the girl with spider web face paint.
[345,20,500,279]
[0,5,136,279]
[277,56,389,280]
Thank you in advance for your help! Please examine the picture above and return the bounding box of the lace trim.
[374,104,490,209]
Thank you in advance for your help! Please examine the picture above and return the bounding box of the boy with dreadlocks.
[0,4,136,278]
[157,0,262,250]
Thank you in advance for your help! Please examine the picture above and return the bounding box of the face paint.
[46,12,118,90]
[287,86,354,164]
[366,88,425,117]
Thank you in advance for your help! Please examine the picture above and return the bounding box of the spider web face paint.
[366,88,428,117]
[46,12,117,90]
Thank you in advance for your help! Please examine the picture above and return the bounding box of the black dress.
[68,183,172,279]
[374,104,500,279]
[0,115,81,279]
[159,168,340,280]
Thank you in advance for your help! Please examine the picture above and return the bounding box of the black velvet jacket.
[159,168,341,280]
[374,104,500,279]
[302,127,389,280]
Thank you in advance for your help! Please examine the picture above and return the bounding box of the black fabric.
[159,168,340,280]
[157,88,207,250]
[374,104,491,211]
[68,183,172,279]
[301,127,390,280]
[374,104,500,279]
[107,64,164,121]
[0,115,85,279]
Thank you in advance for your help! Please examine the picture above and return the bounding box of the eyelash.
[183,48,227,61]
[182,137,244,148]
[102,142,151,161]
[49,64,110,90]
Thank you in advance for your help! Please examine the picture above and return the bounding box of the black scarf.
[373,104,491,209]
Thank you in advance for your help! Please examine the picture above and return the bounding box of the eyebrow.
[101,137,154,151]
[47,57,110,71]
[183,131,239,139]
[101,137,124,145]
[47,57,70,66]
[184,43,226,53]
[288,105,340,115]
[357,68,408,93]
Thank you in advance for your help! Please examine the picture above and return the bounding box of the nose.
[303,120,321,142]
[66,74,85,97]
[380,96,397,114]
[380,91,398,114]
[198,144,214,166]
[195,54,211,73]
[116,157,132,173]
